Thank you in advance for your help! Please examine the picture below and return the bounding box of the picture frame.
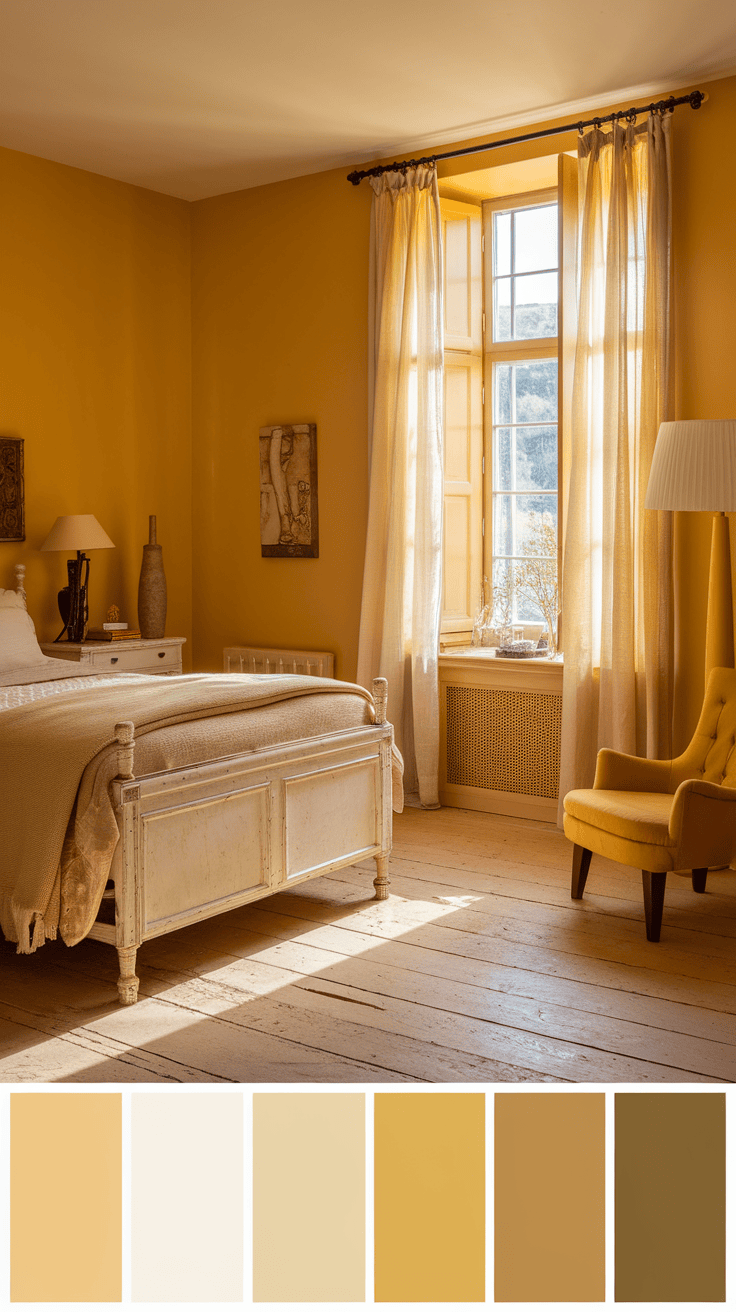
[259,423,318,558]
[0,437,25,542]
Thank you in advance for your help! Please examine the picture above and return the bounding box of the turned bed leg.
[373,854,390,900]
[571,845,592,899]
[116,946,140,1005]
[642,871,667,942]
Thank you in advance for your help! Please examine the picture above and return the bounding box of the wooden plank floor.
[1,806,734,1083]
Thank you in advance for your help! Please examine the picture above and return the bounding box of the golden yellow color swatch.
[615,1092,725,1302]
[253,1092,365,1302]
[374,1091,485,1303]
[11,1092,122,1303]
[494,1091,605,1302]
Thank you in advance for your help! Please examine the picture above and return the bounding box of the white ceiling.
[0,0,734,201]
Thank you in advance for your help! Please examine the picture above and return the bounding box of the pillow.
[0,606,47,669]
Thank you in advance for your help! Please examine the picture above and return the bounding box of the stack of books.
[85,623,142,643]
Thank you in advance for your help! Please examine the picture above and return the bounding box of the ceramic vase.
[138,514,167,639]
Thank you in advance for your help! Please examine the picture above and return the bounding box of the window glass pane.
[515,495,557,554]
[514,204,558,274]
[513,272,558,339]
[492,494,514,557]
[494,276,511,341]
[494,212,511,276]
[513,426,557,491]
[513,359,557,423]
[493,428,514,490]
[494,362,512,423]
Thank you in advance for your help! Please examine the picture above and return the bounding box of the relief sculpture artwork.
[259,423,318,557]
[0,437,25,542]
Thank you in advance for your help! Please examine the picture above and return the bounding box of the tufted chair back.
[667,667,736,792]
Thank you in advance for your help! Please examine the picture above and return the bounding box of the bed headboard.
[10,564,26,607]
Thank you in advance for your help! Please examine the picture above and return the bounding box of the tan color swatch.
[494,1091,605,1302]
[132,1092,243,1302]
[11,1092,122,1303]
[615,1091,725,1302]
[374,1091,485,1303]
[253,1092,365,1302]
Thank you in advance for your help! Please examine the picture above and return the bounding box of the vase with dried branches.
[513,513,559,657]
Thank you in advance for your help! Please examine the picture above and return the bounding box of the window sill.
[439,646,563,669]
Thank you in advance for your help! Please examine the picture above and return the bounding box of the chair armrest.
[669,777,736,866]
[594,749,673,793]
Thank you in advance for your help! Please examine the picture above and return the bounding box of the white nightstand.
[40,636,185,676]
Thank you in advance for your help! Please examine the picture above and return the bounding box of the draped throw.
[559,114,673,814]
[357,166,444,806]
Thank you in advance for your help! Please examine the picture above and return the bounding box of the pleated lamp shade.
[646,420,736,511]
[40,514,115,552]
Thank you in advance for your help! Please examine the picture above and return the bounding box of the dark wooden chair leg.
[642,870,667,941]
[571,845,593,899]
[692,868,708,893]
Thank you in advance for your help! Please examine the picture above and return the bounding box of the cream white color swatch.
[131,1091,243,1302]
[253,1091,365,1302]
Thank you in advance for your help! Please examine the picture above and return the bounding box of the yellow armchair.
[563,667,736,940]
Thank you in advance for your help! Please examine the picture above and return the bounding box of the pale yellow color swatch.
[131,1092,243,1302]
[11,1092,122,1303]
[494,1091,605,1302]
[253,1092,365,1302]
[374,1091,485,1303]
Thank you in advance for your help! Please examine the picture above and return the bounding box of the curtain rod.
[346,90,705,185]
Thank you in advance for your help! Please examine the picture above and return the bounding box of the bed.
[0,565,398,1005]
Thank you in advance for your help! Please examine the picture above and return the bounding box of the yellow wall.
[190,172,372,677]
[0,148,192,661]
[190,73,736,731]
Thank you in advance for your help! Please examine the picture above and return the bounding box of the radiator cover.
[446,684,562,799]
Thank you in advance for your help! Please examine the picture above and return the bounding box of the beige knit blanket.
[0,673,388,954]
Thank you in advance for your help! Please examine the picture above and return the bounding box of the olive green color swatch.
[615,1092,725,1302]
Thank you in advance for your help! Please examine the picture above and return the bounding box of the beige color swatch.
[374,1091,485,1303]
[615,1091,725,1302]
[11,1092,122,1303]
[253,1092,365,1302]
[495,1091,605,1302]
[131,1092,243,1302]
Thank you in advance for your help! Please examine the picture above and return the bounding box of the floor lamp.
[646,419,736,678]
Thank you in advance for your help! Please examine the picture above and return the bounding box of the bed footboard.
[89,680,393,1004]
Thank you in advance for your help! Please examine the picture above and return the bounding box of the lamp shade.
[40,514,115,552]
[645,420,736,511]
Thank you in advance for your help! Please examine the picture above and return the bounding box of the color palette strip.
[0,1088,731,1303]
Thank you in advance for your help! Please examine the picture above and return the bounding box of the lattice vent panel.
[446,685,561,798]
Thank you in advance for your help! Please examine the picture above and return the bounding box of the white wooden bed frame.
[10,566,393,1005]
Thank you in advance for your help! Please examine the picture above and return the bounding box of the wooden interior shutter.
[440,198,483,642]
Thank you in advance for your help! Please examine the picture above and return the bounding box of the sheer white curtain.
[357,166,444,807]
[559,114,673,812]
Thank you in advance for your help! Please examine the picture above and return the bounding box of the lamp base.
[54,553,89,643]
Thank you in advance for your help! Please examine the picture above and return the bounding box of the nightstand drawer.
[86,645,181,673]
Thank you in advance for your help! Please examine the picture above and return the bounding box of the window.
[440,184,563,648]
[485,198,559,631]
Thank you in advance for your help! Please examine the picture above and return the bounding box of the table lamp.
[40,514,115,642]
[645,419,736,677]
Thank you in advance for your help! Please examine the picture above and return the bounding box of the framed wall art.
[259,423,318,558]
[0,437,25,542]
